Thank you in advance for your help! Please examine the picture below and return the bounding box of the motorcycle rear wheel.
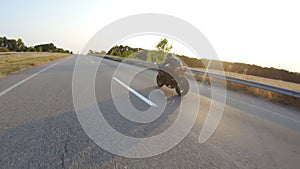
[156,74,164,87]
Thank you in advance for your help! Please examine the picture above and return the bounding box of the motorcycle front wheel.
[175,77,189,96]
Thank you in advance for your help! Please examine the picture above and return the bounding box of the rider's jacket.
[160,56,182,70]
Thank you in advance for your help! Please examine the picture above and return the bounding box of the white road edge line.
[229,97,300,123]
[0,56,73,98]
[112,77,157,107]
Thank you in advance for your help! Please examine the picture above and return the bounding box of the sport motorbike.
[156,63,189,96]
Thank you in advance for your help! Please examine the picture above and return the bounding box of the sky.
[1,0,300,73]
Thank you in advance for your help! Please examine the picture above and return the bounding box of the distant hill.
[105,45,300,84]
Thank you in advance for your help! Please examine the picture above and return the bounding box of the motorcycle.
[156,63,189,96]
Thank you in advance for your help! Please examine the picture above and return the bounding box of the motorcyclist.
[156,53,189,95]
[159,53,182,70]
[158,53,183,78]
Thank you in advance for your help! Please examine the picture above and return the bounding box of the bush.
[27,47,36,52]
[37,47,43,52]
[0,47,9,52]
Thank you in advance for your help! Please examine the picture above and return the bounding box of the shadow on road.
[0,88,183,169]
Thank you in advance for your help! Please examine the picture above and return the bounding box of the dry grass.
[193,73,300,109]
[194,68,300,91]
[227,81,300,109]
[0,52,71,78]
[226,71,300,91]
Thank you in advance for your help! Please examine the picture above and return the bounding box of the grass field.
[0,52,71,78]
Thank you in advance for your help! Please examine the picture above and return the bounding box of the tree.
[155,38,173,62]
[37,47,43,52]
[0,37,8,48]
[7,39,17,51]
[16,38,26,51]
[155,38,173,53]
[55,48,64,53]
[107,45,139,58]
[34,43,56,52]
[0,36,71,53]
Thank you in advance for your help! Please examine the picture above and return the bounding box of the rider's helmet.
[167,53,173,58]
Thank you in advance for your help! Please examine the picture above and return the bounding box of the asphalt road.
[0,55,300,169]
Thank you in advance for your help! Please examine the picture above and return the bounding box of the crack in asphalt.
[60,123,71,169]
[61,139,69,169]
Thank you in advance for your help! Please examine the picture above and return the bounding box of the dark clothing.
[160,56,182,69]
[159,56,182,78]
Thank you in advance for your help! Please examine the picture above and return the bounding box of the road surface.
[0,55,299,169]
